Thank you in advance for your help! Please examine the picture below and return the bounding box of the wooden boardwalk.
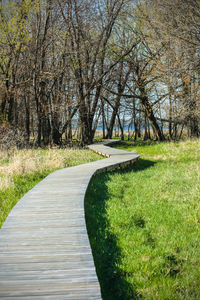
[0,141,139,299]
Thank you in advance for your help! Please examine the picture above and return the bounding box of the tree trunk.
[101,100,106,139]
[117,114,124,140]
[188,99,199,138]
[169,94,172,139]
[144,112,148,140]
[106,96,121,139]
[24,96,30,142]
[8,92,15,125]
[140,88,165,141]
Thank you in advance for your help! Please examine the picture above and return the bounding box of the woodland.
[0,0,200,147]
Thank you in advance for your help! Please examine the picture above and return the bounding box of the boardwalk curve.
[0,140,139,299]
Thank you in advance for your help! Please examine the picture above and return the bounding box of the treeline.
[0,0,199,147]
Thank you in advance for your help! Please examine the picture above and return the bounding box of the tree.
[138,0,200,138]
[57,0,137,145]
[0,0,33,125]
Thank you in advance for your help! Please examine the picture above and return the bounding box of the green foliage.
[0,0,33,51]
[0,170,50,228]
[85,140,200,299]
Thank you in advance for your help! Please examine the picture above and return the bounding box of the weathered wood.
[0,140,139,299]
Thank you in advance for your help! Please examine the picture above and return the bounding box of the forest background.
[0,0,200,147]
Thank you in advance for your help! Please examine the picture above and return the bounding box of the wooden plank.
[1,296,101,300]
[0,286,100,298]
[0,261,96,272]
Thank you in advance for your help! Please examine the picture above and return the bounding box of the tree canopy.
[0,0,199,147]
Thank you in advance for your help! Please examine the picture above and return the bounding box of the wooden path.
[0,140,139,299]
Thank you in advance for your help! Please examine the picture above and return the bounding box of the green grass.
[85,140,200,300]
[0,171,52,228]
[0,148,101,228]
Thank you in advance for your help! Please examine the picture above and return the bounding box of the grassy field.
[0,148,101,228]
[85,139,200,300]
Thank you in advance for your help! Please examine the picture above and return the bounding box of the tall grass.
[85,140,200,300]
[0,148,101,227]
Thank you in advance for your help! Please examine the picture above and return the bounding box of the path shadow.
[126,158,156,173]
[85,159,156,300]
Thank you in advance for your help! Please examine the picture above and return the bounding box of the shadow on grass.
[85,159,156,300]
[129,158,156,173]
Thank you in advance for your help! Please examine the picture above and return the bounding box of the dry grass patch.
[0,148,102,184]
